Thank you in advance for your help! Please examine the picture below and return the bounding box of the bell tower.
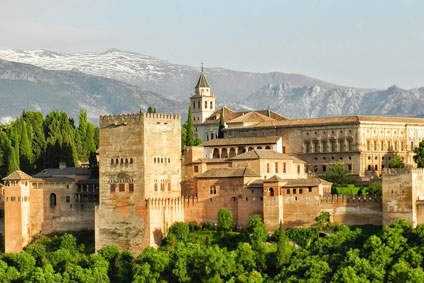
[189,65,216,125]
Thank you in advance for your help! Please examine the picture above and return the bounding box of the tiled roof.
[227,111,276,124]
[201,107,287,125]
[32,167,91,178]
[231,149,306,163]
[192,158,231,164]
[263,175,286,183]
[202,136,281,147]
[196,167,260,178]
[76,179,99,185]
[247,115,424,129]
[195,72,210,88]
[280,178,332,187]
[3,170,33,181]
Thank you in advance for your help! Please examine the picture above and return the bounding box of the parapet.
[99,112,181,128]
[320,194,381,203]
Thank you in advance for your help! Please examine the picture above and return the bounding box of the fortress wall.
[321,195,382,226]
[283,195,321,228]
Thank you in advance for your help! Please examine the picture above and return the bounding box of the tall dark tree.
[218,113,225,139]
[186,106,195,147]
[20,120,33,173]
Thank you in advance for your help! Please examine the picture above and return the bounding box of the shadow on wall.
[153,228,163,245]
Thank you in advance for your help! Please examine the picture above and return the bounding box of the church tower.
[190,67,216,125]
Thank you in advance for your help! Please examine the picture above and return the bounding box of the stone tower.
[95,113,183,255]
[189,69,216,125]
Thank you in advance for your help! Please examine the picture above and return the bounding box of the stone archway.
[221,148,229,158]
[213,148,220,159]
[229,148,236,158]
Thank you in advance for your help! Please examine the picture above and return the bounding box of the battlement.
[320,194,381,203]
[99,112,181,127]
[380,167,424,177]
[145,195,198,209]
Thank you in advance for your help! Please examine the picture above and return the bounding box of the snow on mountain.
[1,49,423,119]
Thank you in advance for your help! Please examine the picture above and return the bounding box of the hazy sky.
[1,0,423,89]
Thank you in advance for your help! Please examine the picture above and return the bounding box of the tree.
[276,223,289,269]
[315,212,331,225]
[218,113,225,139]
[217,208,233,232]
[147,107,157,114]
[248,215,267,246]
[169,222,190,242]
[185,106,195,147]
[389,155,405,168]
[322,163,354,186]
[19,120,33,173]
[414,140,424,168]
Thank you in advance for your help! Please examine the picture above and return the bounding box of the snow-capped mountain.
[0,49,344,103]
[0,59,185,123]
[1,48,423,120]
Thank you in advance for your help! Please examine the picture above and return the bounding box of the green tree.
[322,163,354,186]
[414,140,424,167]
[248,215,267,246]
[389,155,405,168]
[169,222,190,242]
[276,223,289,269]
[315,212,331,226]
[217,208,233,232]
[20,120,33,173]
[185,106,195,147]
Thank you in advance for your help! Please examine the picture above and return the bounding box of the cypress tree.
[276,222,289,269]
[8,147,19,174]
[13,131,20,169]
[218,113,225,139]
[86,123,97,155]
[186,106,195,146]
[20,120,33,173]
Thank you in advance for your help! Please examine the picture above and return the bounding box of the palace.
[2,71,424,254]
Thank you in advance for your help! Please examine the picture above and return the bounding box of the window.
[193,102,195,109]
[297,165,301,174]
[154,180,158,191]
[339,140,345,152]
[205,101,207,109]
[66,196,70,203]
[275,162,278,173]
[331,141,336,152]
[299,189,303,194]
[110,184,116,192]
[322,141,327,153]
[210,101,213,109]
[194,166,199,173]
[283,162,286,173]
[348,164,352,171]
[411,141,414,150]
[322,165,327,172]
[373,140,377,151]
[348,140,353,151]
[367,140,371,150]
[375,165,378,171]
[11,197,15,202]
[168,182,171,191]
[168,158,170,163]
[125,158,128,164]
[121,158,123,164]
[130,158,133,164]
[308,187,312,193]
[293,189,296,194]
[111,159,114,164]
[50,193,56,206]
[314,141,319,153]
[198,101,200,109]
[305,143,310,153]
[282,146,286,153]
[267,163,270,173]
[269,188,274,196]
[129,183,134,192]
[119,184,125,192]
[287,189,290,194]
[161,180,165,191]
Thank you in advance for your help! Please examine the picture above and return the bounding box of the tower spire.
[201,61,204,72]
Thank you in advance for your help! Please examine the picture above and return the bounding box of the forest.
[0,209,423,283]
[0,110,98,178]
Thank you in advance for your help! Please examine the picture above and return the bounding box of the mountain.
[241,83,424,118]
[1,49,423,120]
[0,59,185,124]
[0,49,346,103]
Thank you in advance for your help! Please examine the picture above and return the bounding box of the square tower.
[95,113,182,254]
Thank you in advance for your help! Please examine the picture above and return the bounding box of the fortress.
[3,71,424,254]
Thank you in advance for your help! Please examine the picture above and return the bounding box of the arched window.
[168,158,170,163]
[121,158,124,164]
[116,158,119,164]
[248,147,254,151]
[198,101,200,109]
[130,158,133,164]
[193,102,195,109]
[213,148,220,159]
[265,146,271,150]
[111,159,114,164]
[257,146,262,150]
[210,101,213,109]
[269,188,274,196]
[221,148,228,158]
[229,148,236,158]
[125,158,128,164]
[205,101,207,109]
[50,193,57,207]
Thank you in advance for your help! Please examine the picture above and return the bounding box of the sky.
[1,0,423,89]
